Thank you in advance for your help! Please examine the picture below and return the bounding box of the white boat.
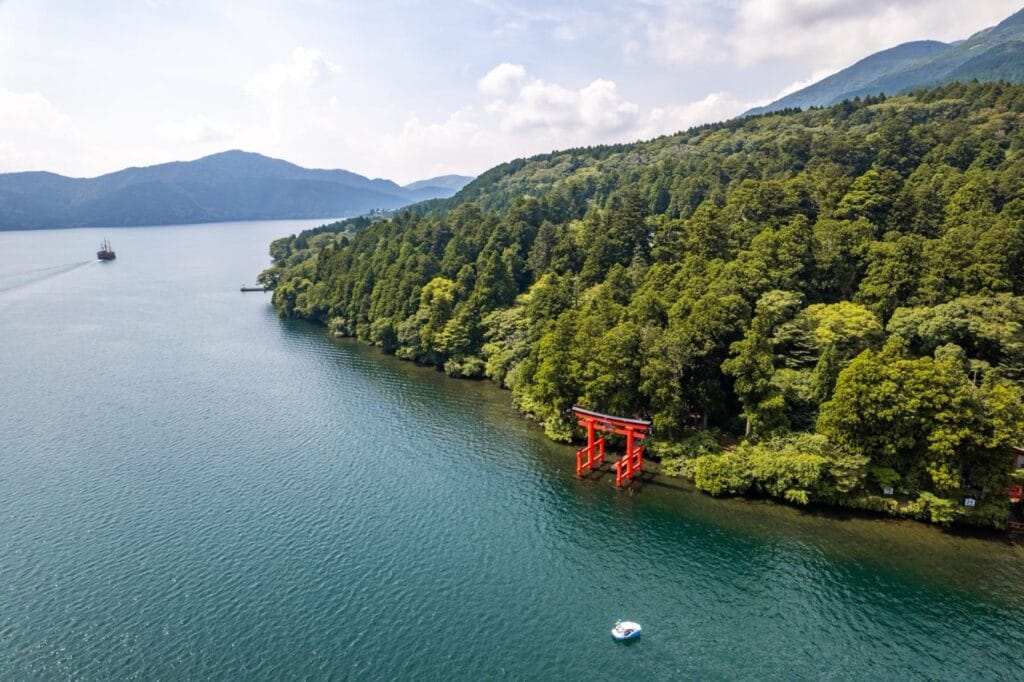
[611,620,641,641]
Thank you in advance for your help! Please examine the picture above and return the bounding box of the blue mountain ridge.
[0,150,474,230]
[747,7,1024,115]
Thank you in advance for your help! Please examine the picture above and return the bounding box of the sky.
[0,0,1021,184]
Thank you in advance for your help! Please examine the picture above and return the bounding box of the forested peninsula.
[262,82,1024,528]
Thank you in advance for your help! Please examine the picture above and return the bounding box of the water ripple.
[1,222,1023,680]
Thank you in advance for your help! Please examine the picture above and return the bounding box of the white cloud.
[628,0,1024,72]
[238,46,346,152]
[477,63,527,97]
[731,0,907,65]
[4,1,1020,185]
[644,9,722,65]
[730,0,1024,66]
[0,87,102,174]
[470,0,584,40]
[577,79,641,133]
[374,65,755,182]
[0,88,74,136]
[245,47,341,100]
[159,115,232,145]
[483,69,642,136]
[552,23,577,41]
[773,68,840,100]
[638,91,754,139]
[491,79,576,131]
[378,107,500,180]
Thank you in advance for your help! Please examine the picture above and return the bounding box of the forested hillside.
[264,82,1024,527]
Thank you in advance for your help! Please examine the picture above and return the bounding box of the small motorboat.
[611,620,641,641]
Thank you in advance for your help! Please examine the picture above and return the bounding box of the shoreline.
[582,446,1013,543]
[313,323,1017,542]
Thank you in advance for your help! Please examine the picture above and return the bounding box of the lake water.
[1,221,1022,680]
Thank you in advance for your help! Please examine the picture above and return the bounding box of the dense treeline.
[264,82,1024,527]
[259,214,380,275]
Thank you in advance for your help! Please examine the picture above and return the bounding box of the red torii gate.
[572,406,652,488]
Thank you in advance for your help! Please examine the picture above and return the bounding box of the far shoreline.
[0,216,352,233]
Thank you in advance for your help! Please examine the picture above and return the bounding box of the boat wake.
[0,260,95,294]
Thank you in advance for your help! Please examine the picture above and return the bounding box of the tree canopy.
[263,82,1024,527]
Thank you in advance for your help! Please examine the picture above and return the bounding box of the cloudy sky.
[0,0,1020,183]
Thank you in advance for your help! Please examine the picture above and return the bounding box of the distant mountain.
[401,175,475,204]
[403,175,474,192]
[0,150,473,230]
[747,41,952,115]
[748,7,1024,115]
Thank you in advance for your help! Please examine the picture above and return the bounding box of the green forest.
[262,82,1024,527]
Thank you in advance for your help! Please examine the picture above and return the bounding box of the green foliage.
[650,430,725,460]
[690,432,869,505]
[747,442,828,503]
[869,466,901,489]
[693,451,752,496]
[961,498,1011,529]
[652,430,725,478]
[266,83,1024,528]
[841,494,901,516]
[660,456,697,479]
[444,355,486,378]
[723,290,803,437]
[887,295,1024,379]
[906,492,959,525]
[817,346,1012,500]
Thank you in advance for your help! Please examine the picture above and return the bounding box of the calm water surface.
[1,221,1022,680]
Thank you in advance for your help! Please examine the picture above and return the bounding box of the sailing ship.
[97,238,116,261]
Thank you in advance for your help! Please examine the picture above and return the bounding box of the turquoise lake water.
[1,221,1022,680]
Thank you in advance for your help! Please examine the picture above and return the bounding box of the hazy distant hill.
[0,150,473,230]
[748,7,1024,115]
[401,175,475,203]
[403,175,474,192]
